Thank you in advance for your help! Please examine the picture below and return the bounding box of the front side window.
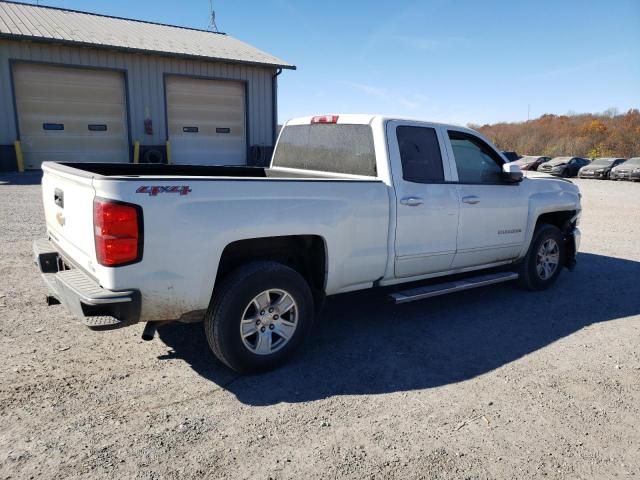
[397,126,444,183]
[448,131,503,183]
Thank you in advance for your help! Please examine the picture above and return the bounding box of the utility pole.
[527,104,530,121]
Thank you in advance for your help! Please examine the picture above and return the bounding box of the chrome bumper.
[33,238,140,329]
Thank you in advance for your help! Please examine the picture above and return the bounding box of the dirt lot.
[1,175,639,480]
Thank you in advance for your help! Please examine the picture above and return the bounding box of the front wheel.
[516,224,566,291]
[204,261,314,374]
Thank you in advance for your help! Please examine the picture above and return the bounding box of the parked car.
[578,157,626,179]
[502,151,521,162]
[33,114,582,373]
[610,157,640,181]
[513,155,552,171]
[538,156,590,177]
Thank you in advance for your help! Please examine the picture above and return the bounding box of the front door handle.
[400,196,424,207]
[462,195,480,205]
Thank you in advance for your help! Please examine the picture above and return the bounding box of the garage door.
[166,76,246,165]
[13,63,129,170]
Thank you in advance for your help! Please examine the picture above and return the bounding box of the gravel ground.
[1,174,639,480]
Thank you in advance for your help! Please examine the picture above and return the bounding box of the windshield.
[548,157,572,165]
[517,156,538,164]
[621,157,640,166]
[590,158,615,166]
[273,124,377,176]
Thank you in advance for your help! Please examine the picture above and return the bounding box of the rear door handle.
[462,195,480,205]
[400,196,424,207]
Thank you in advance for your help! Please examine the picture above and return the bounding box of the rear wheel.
[517,224,565,291]
[204,261,314,374]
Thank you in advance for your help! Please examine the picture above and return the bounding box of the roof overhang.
[0,33,296,70]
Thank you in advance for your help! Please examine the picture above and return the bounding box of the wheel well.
[216,235,327,293]
[536,210,576,232]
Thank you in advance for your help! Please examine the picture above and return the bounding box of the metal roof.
[0,1,295,70]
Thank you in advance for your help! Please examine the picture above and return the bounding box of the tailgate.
[42,163,97,274]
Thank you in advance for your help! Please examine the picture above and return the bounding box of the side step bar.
[390,272,519,304]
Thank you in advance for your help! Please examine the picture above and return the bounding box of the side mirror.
[502,162,523,183]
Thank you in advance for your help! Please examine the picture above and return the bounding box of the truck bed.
[52,162,366,180]
[40,160,390,322]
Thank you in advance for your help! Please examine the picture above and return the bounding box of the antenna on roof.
[208,0,219,32]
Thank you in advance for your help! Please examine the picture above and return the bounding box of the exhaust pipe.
[141,322,157,341]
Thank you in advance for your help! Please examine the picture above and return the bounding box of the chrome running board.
[390,272,519,304]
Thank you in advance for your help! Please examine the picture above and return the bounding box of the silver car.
[610,157,640,181]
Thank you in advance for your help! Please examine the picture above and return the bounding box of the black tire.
[516,224,566,291]
[204,261,314,374]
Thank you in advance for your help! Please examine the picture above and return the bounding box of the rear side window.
[397,126,444,183]
[272,124,376,176]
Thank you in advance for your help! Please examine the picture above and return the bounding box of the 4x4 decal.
[136,186,192,196]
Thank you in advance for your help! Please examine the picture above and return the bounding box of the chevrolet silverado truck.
[34,114,582,373]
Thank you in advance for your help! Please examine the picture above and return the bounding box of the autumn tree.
[474,109,640,158]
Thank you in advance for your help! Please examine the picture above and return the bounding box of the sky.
[13,0,640,125]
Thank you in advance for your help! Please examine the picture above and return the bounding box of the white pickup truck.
[34,114,581,373]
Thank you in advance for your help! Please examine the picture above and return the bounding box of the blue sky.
[15,0,640,125]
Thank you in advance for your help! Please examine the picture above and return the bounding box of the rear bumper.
[33,238,141,329]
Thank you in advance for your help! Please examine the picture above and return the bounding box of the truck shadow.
[157,252,640,405]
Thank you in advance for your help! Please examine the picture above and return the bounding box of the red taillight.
[311,115,339,124]
[94,199,142,267]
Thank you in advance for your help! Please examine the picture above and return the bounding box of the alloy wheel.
[239,289,298,355]
[536,238,560,280]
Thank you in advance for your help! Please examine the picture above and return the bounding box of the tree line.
[471,109,640,158]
